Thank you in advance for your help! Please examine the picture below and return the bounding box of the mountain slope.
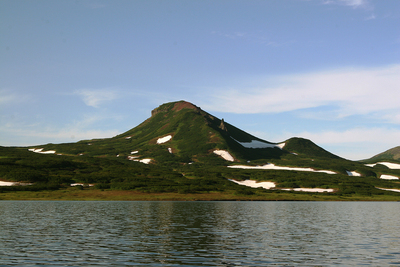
[31,101,341,165]
[364,146,400,163]
[2,100,400,198]
[22,100,382,179]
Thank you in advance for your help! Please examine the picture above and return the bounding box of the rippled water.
[0,201,399,266]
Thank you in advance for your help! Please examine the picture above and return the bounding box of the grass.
[2,101,400,201]
[1,187,399,201]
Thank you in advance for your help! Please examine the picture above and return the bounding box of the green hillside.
[1,100,400,200]
[30,101,286,164]
[363,146,400,163]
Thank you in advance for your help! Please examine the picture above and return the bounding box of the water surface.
[0,201,399,266]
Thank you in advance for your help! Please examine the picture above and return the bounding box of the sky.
[1,0,399,160]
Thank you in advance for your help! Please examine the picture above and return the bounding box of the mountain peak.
[151,101,200,117]
[172,101,200,112]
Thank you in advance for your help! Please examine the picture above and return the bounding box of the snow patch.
[125,136,132,139]
[229,179,276,189]
[229,179,334,192]
[157,135,172,144]
[129,157,151,164]
[276,143,286,149]
[71,183,94,187]
[139,159,151,164]
[132,158,151,164]
[365,162,400,169]
[70,183,84,186]
[377,188,400,193]
[346,171,361,176]
[28,148,56,154]
[282,188,335,193]
[39,150,56,154]
[213,150,234,162]
[131,151,139,154]
[0,181,16,186]
[380,174,399,180]
[228,163,336,174]
[168,148,172,154]
[232,137,285,149]
[0,181,32,186]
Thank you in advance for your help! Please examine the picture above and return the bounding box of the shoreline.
[1,188,399,201]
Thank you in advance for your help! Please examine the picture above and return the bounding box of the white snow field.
[380,174,399,180]
[168,148,173,153]
[127,153,151,164]
[377,188,400,193]
[28,148,56,154]
[346,171,361,176]
[157,135,172,144]
[229,179,276,189]
[228,163,336,174]
[71,183,94,187]
[0,181,32,186]
[232,137,285,149]
[365,162,400,169]
[229,179,335,192]
[0,181,16,186]
[213,150,234,162]
[282,188,335,193]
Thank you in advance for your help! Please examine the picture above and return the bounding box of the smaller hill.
[363,146,400,163]
[284,137,342,159]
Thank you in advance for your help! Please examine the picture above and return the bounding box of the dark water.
[0,201,399,266]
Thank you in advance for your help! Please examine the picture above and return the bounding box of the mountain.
[30,101,341,165]
[1,100,400,199]
[363,146,400,163]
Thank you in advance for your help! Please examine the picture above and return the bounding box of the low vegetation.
[1,101,400,201]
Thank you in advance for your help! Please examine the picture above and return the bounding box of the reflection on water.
[0,201,399,266]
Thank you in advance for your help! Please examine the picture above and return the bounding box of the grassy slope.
[32,101,229,164]
[2,143,400,200]
[363,146,400,163]
[1,101,400,200]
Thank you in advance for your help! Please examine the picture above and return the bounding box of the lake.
[0,201,399,266]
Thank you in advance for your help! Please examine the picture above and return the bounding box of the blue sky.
[1,0,399,160]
